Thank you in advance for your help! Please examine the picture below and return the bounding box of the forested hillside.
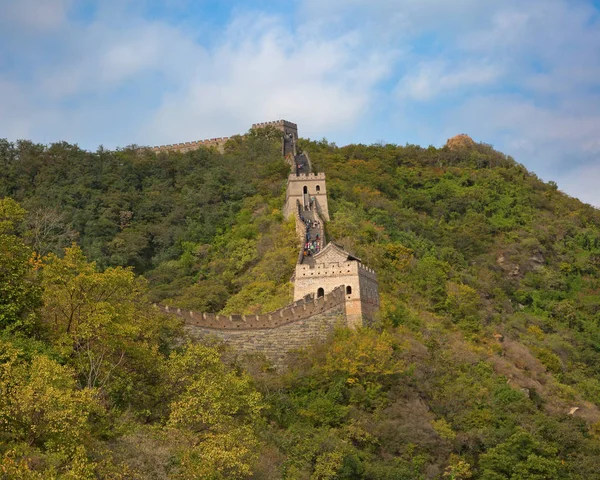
[1,129,600,479]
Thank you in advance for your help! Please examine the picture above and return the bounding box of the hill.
[1,129,600,478]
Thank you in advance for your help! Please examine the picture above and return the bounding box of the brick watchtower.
[293,243,379,328]
[285,172,330,221]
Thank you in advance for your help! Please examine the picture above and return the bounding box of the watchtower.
[293,243,379,328]
[285,172,330,221]
[251,120,298,141]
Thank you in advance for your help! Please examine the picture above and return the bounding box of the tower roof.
[313,242,361,264]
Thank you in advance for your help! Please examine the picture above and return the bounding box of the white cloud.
[0,0,598,207]
[138,13,394,144]
[0,5,394,147]
[38,20,203,99]
[397,61,501,101]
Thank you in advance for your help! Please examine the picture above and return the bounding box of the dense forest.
[1,127,600,479]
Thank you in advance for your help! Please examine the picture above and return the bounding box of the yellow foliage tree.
[40,245,177,392]
[322,328,405,388]
[164,344,264,479]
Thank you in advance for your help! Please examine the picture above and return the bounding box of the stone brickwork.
[252,120,298,141]
[158,286,346,330]
[152,137,231,154]
[157,287,347,368]
[284,172,330,221]
[294,244,379,328]
[184,303,346,369]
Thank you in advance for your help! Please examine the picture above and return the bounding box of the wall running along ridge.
[156,120,378,369]
[150,119,299,154]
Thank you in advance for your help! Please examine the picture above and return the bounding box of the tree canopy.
[0,130,600,478]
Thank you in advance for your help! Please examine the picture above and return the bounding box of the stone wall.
[293,260,379,327]
[252,120,298,140]
[294,201,308,263]
[149,119,299,155]
[151,137,231,154]
[158,286,346,369]
[185,302,345,369]
[152,119,379,368]
[284,172,330,221]
[158,286,346,329]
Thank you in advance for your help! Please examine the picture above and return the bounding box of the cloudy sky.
[1,0,599,206]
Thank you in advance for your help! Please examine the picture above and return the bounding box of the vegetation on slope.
[1,129,600,478]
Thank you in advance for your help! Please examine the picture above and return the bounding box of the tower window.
[303,186,308,194]
[316,185,321,192]
[317,287,324,298]
[346,286,352,295]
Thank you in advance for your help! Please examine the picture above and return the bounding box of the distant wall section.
[149,119,298,155]
[151,137,231,154]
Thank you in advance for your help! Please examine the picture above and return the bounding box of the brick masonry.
[184,302,346,369]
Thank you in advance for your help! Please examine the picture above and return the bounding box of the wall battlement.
[149,119,299,154]
[288,172,326,181]
[157,286,346,330]
[151,136,231,154]
[252,119,298,130]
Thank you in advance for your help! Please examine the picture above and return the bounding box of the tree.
[0,340,98,477]
[321,328,405,401]
[164,344,264,479]
[24,207,78,256]
[0,199,41,333]
[40,245,179,399]
[0,197,26,235]
[479,429,563,480]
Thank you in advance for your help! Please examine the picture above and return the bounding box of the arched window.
[316,185,321,192]
[317,287,324,298]
[303,186,308,194]
[346,285,352,295]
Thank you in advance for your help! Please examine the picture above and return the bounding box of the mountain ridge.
[1,129,600,478]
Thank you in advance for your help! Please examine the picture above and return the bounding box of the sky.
[1,0,599,207]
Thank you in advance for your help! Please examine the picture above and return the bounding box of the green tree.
[479,429,563,480]
[0,199,41,333]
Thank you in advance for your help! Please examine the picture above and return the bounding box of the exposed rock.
[446,134,475,151]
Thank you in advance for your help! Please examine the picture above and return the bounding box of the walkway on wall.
[294,152,309,175]
[298,207,324,266]
[284,133,295,157]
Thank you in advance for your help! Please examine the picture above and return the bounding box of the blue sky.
[1,0,599,206]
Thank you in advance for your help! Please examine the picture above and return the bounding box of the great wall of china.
[154,120,379,368]
[151,120,299,154]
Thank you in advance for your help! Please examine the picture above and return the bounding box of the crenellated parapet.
[252,119,298,130]
[285,172,329,221]
[156,285,346,330]
[289,172,326,181]
[149,119,299,155]
[252,120,298,145]
[151,137,231,154]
